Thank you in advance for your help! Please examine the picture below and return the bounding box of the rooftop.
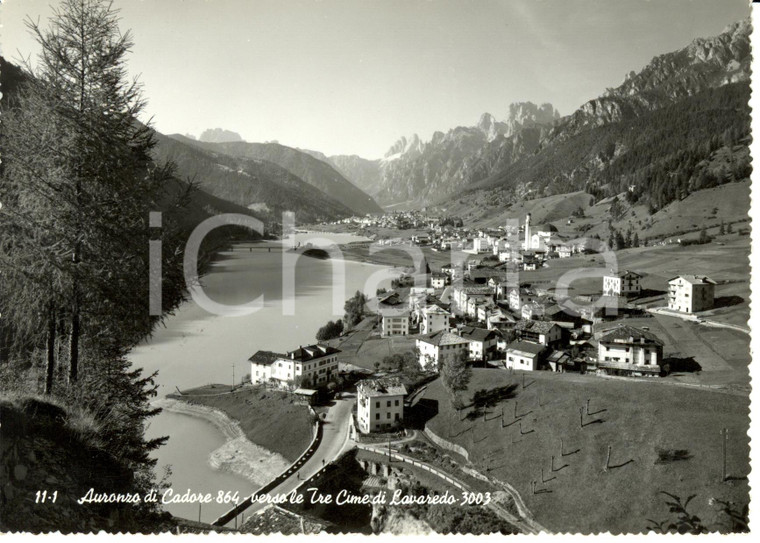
[417,330,469,347]
[249,350,287,366]
[606,270,642,279]
[378,291,403,306]
[287,344,341,361]
[459,325,500,342]
[515,320,559,334]
[668,274,717,285]
[506,340,546,356]
[423,304,450,315]
[357,377,408,398]
[455,285,495,295]
[598,325,664,346]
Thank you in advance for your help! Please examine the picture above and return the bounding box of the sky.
[0,0,751,158]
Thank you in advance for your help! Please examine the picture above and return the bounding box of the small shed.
[293,388,318,405]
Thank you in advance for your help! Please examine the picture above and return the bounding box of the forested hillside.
[175,138,383,215]
[153,133,356,224]
[464,82,751,213]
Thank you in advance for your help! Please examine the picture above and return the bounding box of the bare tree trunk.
[45,303,56,394]
[69,287,80,383]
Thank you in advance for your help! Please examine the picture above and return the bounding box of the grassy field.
[338,241,461,271]
[422,369,749,534]
[457,182,750,244]
[173,385,313,461]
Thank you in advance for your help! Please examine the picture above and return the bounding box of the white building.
[431,273,446,289]
[505,341,545,371]
[459,326,502,361]
[514,320,563,346]
[597,325,664,377]
[249,344,340,388]
[356,377,407,433]
[416,330,470,371]
[603,270,642,297]
[380,308,410,337]
[668,275,717,313]
[420,304,450,335]
[441,264,456,277]
[521,300,547,320]
[452,285,494,314]
[472,237,491,253]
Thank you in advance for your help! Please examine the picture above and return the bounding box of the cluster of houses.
[374,256,718,380]
[250,211,720,434]
[330,211,601,260]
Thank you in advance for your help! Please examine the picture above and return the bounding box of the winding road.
[236,396,355,520]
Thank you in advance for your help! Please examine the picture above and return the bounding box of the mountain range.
[309,18,750,213]
[2,17,751,229]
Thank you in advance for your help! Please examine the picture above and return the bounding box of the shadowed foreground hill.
[0,395,174,533]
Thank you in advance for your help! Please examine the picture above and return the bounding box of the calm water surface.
[129,233,393,522]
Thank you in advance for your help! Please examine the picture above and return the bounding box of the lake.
[129,233,395,522]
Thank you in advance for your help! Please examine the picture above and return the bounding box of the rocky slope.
[455,18,752,213]
[327,154,384,196]
[549,18,751,142]
[176,139,383,216]
[365,102,560,208]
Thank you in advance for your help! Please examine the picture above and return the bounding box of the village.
[216,208,750,533]
[248,211,747,432]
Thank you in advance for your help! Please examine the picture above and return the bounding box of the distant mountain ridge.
[362,101,561,207]
[199,128,244,143]
[157,135,355,223]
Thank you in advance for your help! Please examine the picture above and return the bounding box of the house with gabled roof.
[514,320,563,346]
[430,272,447,289]
[603,270,642,297]
[356,377,408,433]
[416,330,470,371]
[420,304,450,335]
[458,325,502,361]
[596,325,664,377]
[505,341,546,371]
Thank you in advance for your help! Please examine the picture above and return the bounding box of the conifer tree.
[1,0,190,472]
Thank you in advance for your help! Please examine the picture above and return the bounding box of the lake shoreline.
[154,398,290,488]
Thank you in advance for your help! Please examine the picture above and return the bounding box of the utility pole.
[232,363,235,389]
[721,427,728,481]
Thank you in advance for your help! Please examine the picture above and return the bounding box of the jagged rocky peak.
[607,17,751,99]
[504,102,560,137]
[383,133,425,161]
[689,18,750,64]
[477,112,509,142]
[199,128,244,143]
